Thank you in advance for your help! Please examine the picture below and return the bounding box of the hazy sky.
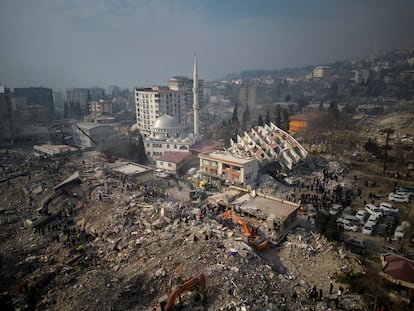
[1,0,413,91]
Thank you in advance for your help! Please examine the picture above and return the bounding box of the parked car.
[383,210,399,218]
[362,224,374,235]
[344,238,366,248]
[379,202,399,214]
[365,204,382,217]
[329,204,341,215]
[343,222,358,232]
[395,188,414,198]
[342,238,366,255]
[366,214,380,227]
[388,192,410,203]
[394,221,411,239]
[356,210,367,224]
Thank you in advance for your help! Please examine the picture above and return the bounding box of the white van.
[365,204,382,217]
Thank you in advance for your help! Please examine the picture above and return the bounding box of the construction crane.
[221,210,269,251]
[155,273,206,311]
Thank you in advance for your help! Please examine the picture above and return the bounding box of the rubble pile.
[0,149,368,310]
[277,228,365,310]
[256,175,290,198]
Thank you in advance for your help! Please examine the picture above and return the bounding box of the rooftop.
[157,151,190,163]
[190,140,224,154]
[234,193,300,222]
[199,150,256,165]
[110,162,153,176]
[76,122,113,130]
[381,253,414,286]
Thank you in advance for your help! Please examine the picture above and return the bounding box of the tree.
[280,107,290,131]
[265,108,271,125]
[274,104,282,126]
[257,115,264,127]
[284,94,291,103]
[136,133,148,164]
[63,102,69,119]
[318,101,324,111]
[241,106,250,133]
[297,99,307,113]
[232,103,239,126]
[382,128,394,174]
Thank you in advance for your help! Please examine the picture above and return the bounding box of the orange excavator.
[221,210,269,251]
[156,273,206,311]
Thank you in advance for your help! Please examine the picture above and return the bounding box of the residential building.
[228,122,308,171]
[380,253,414,303]
[89,99,113,115]
[353,70,370,84]
[313,66,332,79]
[89,87,106,101]
[0,85,15,144]
[53,91,65,116]
[13,87,55,119]
[108,85,122,97]
[72,121,116,148]
[33,144,79,158]
[16,105,49,125]
[239,86,257,107]
[156,151,190,174]
[66,88,89,106]
[134,86,186,136]
[168,76,204,110]
[109,161,154,184]
[168,75,204,133]
[288,112,322,133]
[198,150,258,187]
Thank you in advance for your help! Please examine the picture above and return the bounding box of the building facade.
[0,85,15,144]
[198,151,258,187]
[13,87,55,119]
[156,151,190,174]
[89,100,113,115]
[73,122,116,148]
[66,88,89,106]
[144,114,195,159]
[134,86,186,136]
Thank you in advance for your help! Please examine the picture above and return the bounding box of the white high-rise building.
[134,86,186,136]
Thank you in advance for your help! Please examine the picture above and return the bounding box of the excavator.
[155,273,206,311]
[221,210,269,251]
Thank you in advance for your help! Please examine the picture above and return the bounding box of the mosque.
[135,55,201,159]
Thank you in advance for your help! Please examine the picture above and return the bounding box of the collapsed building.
[228,122,308,171]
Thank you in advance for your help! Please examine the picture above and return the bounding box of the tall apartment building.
[66,88,89,106]
[239,86,257,107]
[168,76,204,109]
[313,66,332,80]
[13,87,55,119]
[0,85,15,144]
[89,87,106,101]
[134,86,186,136]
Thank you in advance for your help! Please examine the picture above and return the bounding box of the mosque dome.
[153,115,180,130]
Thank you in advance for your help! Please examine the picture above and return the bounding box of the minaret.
[193,53,199,136]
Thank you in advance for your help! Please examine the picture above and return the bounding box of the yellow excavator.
[221,210,269,251]
[155,273,206,311]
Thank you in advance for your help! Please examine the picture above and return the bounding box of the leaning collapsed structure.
[228,122,308,170]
